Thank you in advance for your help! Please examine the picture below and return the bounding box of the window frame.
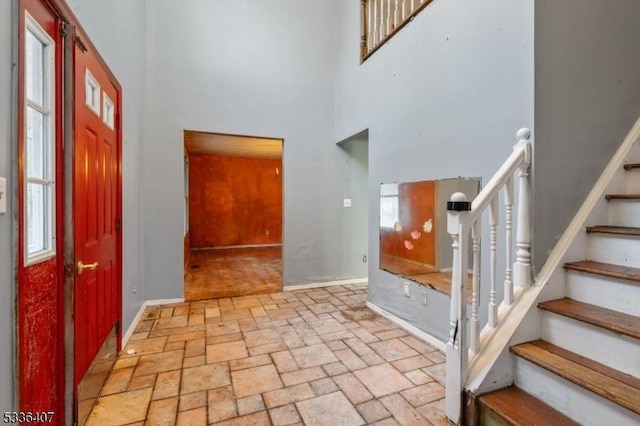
[380,183,399,229]
[24,12,56,265]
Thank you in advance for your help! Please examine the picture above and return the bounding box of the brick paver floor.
[85,283,448,425]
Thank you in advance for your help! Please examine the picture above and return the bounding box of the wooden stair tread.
[563,260,640,283]
[606,193,640,200]
[586,225,640,237]
[623,163,640,170]
[511,340,640,415]
[538,297,640,340]
[478,385,579,426]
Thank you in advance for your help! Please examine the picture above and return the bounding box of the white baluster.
[514,128,532,289]
[394,0,399,29]
[402,0,408,20]
[504,178,513,305]
[386,0,391,36]
[361,0,367,56]
[373,0,378,46]
[489,197,498,327]
[411,0,415,13]
[470,219,481,354]
[367,0,373,52]
[445,193,470,424]
[378,0,387,38]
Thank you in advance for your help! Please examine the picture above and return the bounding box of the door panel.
[73,42,121,393]
[18,0,64,421]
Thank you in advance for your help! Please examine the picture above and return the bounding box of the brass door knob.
[77,260,99,275]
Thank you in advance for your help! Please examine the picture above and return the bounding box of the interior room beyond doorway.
[183,131,284,300]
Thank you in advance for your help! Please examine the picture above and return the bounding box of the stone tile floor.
[85,283,448,425]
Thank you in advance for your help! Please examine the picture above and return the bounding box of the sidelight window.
[24,13,55,264]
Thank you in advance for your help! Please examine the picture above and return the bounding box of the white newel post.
[446,193,471,424]
[514,128,532,289]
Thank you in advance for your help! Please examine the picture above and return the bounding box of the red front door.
[73,41,122,393]
[17,0,64,421]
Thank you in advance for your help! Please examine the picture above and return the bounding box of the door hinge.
[115,320,120,335]
[75,35,87,53]
[116,217,121,233]
[64,263,75,278]
[60,21,72,39]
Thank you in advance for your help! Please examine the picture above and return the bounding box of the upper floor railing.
[444,128,532,424]
[361,0,434,61]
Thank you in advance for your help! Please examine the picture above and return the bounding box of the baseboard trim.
[122,297,185,348]
[366,301,446,352]
[284,278,368,292]
[192,244,282,250]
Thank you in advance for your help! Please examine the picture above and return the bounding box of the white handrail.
[445,128,532,424]
[469,140,528,223]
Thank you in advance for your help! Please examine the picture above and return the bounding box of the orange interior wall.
[189,154,283,248]
[380,180,436,267]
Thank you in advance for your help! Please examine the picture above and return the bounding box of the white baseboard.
[192,244,282,250]
[366,301,446,352]
[122,297,185,348]
[144,297,185,306]
[284,278,368,292]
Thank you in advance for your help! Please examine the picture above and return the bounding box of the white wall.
[0,0,15,412]
[534,0,640,268]
[66,0,147,330]
[142,0,367,298]
[333,0,534,341]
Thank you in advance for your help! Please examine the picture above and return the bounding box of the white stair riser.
[624,170,640,193]
[566,271,640,317]
[541,312,640,378]
[587,233,640,269]
[514,357,640,426]
[608,200,640,227]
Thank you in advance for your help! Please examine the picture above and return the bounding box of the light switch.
[0,178,6,213]
[343,198,352,208]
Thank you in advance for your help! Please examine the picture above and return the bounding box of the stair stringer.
[464,117,640,398]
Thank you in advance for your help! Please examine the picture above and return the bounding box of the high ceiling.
[184,130,283,159]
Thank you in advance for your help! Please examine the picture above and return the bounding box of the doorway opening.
[183,131,284,300]
[337,129,369,281]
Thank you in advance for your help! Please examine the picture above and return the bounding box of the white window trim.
[24,12,56,266]
[102,91,114,130]
[85,68,101,117]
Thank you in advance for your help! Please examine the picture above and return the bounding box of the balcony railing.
[361,0,434,62]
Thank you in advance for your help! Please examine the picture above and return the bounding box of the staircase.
[478,163,640,424]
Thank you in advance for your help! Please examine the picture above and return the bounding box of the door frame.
[63,18,123,423]
[183,131,285,298]
[16,0,65,419]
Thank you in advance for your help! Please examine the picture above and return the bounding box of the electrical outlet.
[362,255,367,263]
[422,292,428,306]
[0,177,6,214]
[132,283,137,295]
[403,282,410,297]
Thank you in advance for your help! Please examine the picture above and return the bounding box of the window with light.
[24,13,55,264]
